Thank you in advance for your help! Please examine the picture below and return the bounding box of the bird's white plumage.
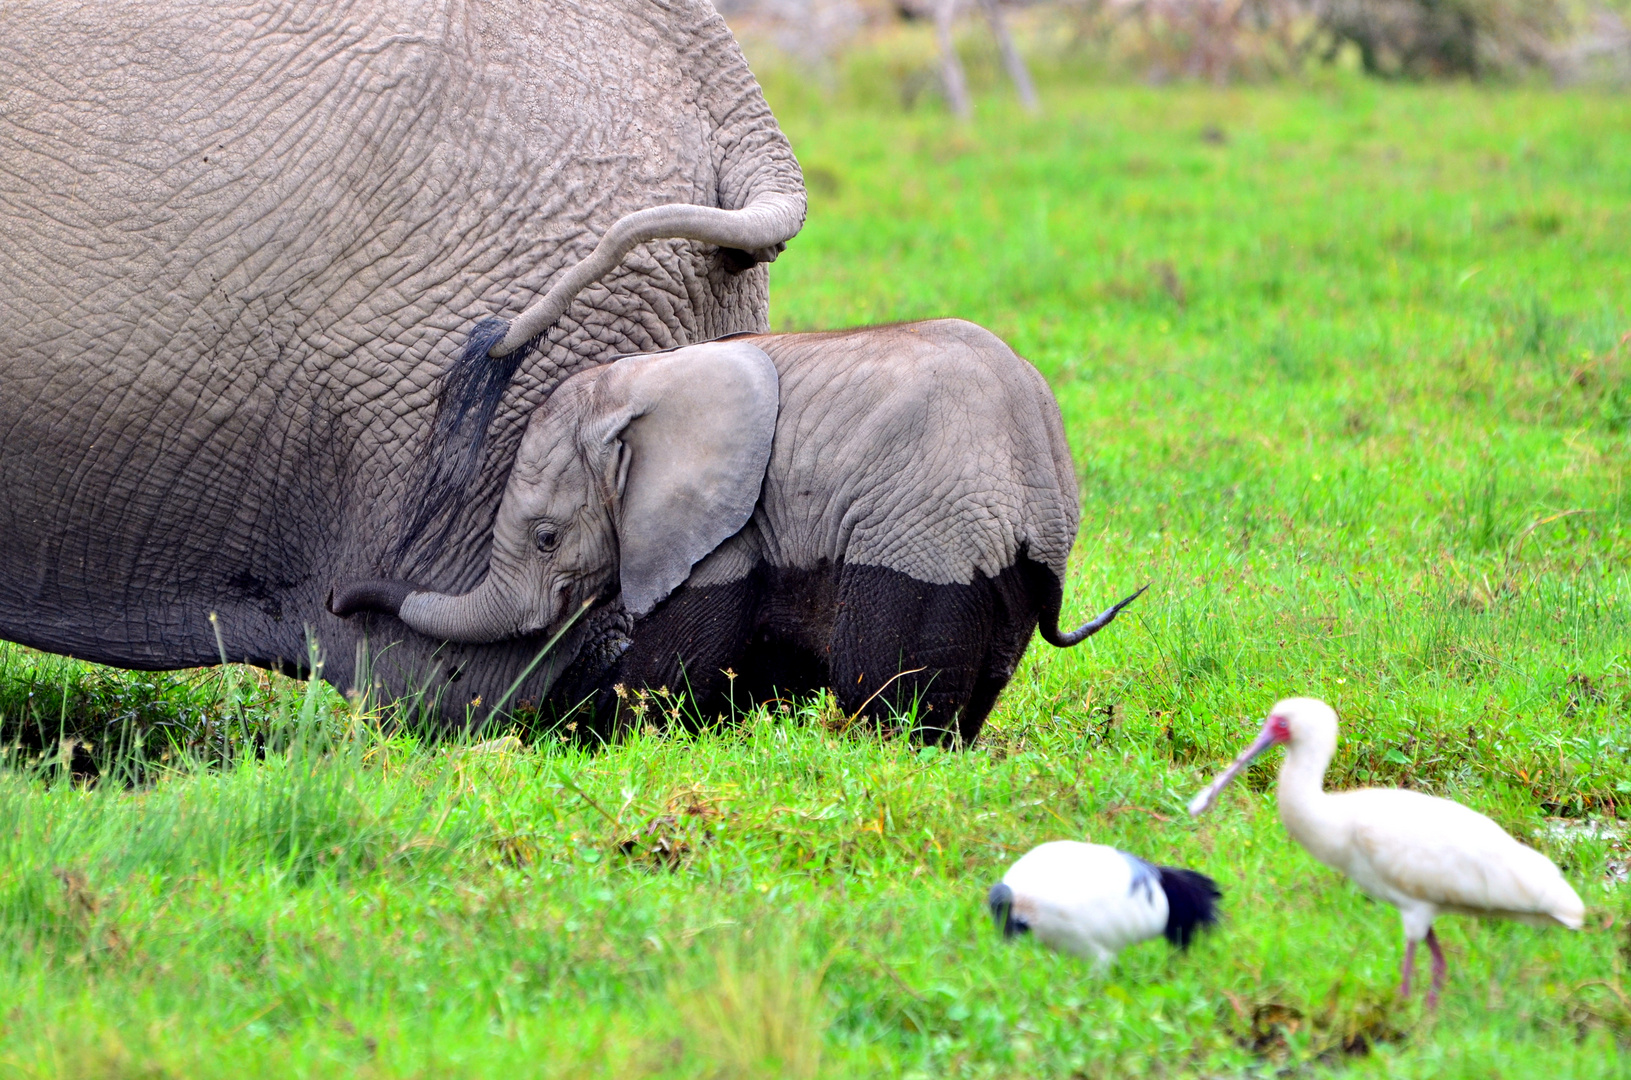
[1000,841,1169,964]
[1333,789,1584,933]
[1191,696,1585,1004]
[1264,701,1585,937]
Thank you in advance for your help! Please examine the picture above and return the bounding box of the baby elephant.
[334,319,1141,743]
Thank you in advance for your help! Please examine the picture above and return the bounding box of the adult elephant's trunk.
[1038,583,1149,648]
[489,192,807,357]
[328,575,524,644]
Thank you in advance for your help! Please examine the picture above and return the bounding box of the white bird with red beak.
[1189,697,1585,1007]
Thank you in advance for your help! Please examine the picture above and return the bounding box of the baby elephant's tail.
[1038,583,1148,647]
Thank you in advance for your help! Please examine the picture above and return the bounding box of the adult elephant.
[0,0,806,721]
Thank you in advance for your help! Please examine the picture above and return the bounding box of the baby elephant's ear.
[591,341,778,617]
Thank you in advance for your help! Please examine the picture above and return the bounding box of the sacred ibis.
[1188,697,1585,1007]
[988,841,1221,966]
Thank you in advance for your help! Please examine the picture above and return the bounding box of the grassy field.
[2,77,1630,1078]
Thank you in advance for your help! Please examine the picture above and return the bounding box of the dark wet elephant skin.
[580,558,1054,746]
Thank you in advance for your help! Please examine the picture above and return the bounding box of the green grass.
[1,78,1629,1077]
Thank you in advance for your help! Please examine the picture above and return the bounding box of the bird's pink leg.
[1424,928,1446,1009]
[1398,939,1417,999]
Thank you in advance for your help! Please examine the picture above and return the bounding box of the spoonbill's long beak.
[1187,719,1282,816]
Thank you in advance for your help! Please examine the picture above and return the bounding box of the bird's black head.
[987,882,1030,939]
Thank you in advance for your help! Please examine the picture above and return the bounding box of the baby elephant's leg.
[828,564,990,744]
[935,562,1045,744]
[611,577,759,728]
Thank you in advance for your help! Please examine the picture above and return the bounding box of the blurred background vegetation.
[718,0,1631,99]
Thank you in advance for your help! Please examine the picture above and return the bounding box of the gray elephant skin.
[0,0,806,718]
[333,320,1143,744]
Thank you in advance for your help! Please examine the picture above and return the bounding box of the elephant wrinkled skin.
[335,321,1144,743]
[0,0,806,719]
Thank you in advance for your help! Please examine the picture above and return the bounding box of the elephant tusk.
[488,192,807,357]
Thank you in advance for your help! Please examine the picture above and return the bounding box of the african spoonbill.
[1188,697,1585,1006]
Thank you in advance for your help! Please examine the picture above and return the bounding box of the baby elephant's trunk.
[1038,583,1148,648]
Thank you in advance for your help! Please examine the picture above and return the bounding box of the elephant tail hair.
[1038,582,1148,648]
[391,318,527,566]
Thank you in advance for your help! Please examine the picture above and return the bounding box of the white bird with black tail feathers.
[1189,697,1585,1007]
[988,841,1221,966]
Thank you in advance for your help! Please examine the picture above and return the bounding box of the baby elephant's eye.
[535,528,560,554]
